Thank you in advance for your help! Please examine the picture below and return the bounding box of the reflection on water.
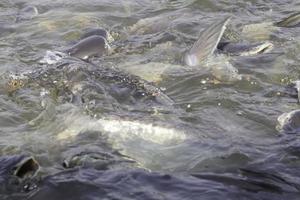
[0,0,300,199]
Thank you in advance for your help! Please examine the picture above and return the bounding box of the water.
[0,0,300,199]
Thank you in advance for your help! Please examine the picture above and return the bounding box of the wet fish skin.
[184,17,231,67]
[85,61,175,106]
[62,149,137,170]
[217,41,274,56]
[275,12,300,28]
[277,109,300,134]
[65,35,110,60]
[0,155,39,193]
[0,155,39,180]
[7,58,174,109]
[182,17,244,83]
[16,5,39,22]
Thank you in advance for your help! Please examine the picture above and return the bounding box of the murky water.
[1,0,300,199]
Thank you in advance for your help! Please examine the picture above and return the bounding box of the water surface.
[1,0,300,199]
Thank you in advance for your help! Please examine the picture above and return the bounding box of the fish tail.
[184,16,231,67]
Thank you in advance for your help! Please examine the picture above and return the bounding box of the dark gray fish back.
[66,35,108,60]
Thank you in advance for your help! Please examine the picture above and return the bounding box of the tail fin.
[184,17,231,67]
[275,12,300,27]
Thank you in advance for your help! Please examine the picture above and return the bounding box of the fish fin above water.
[275,12,300,28]
[184,17,231,67]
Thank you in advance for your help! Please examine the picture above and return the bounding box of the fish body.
[275,12,300,28]
[7,57,174,110]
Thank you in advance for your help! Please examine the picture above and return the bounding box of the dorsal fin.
[184,17,231,67]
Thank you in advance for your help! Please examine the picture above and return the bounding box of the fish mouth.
[13,156,39,179]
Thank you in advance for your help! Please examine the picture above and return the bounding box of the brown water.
[0,0,300,199]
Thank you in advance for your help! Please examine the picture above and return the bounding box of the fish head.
[277,110,300,134]
[0,155,39,193]
[0,155,39,180]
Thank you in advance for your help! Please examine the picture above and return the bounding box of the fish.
[0,155,39,193]
[184,17,231,67]
[3,59,188,170]
[275,12,300,28]
[217,41,274,56]
[183,16,273,65]
[43,28,114,61]
[16,5,39,22]
[7,56,175,108]
[241,11,300,41]
[117,16,275,83]
[277,109,300,134]
[41,15,276,83]
[65,35,111,60]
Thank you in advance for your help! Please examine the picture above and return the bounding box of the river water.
[0,0,300,199]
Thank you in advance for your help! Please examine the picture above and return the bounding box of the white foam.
[39,50,67,65]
